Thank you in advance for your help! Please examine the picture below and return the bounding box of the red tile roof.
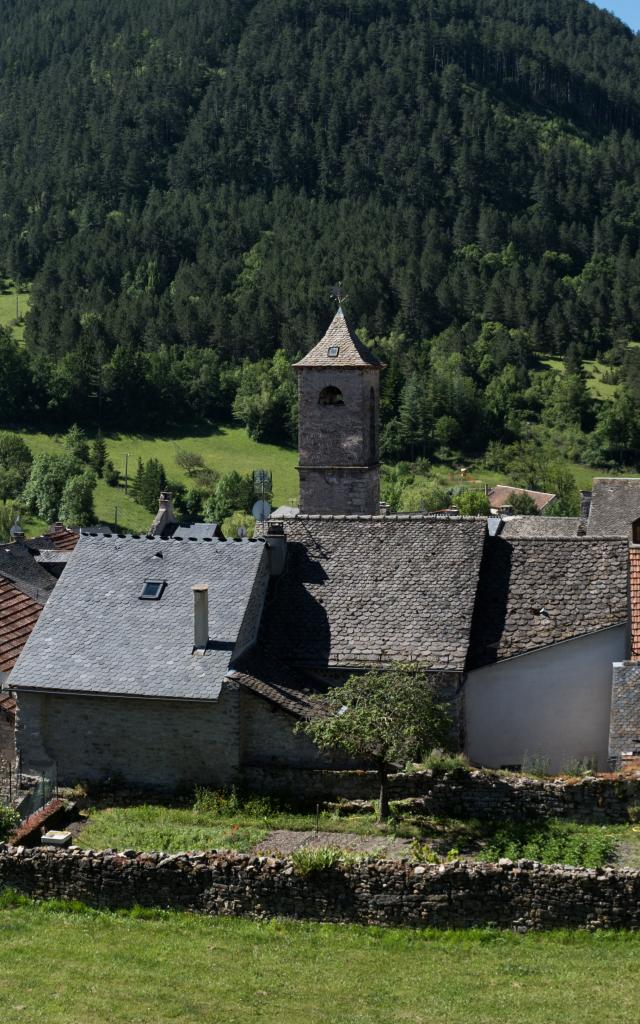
[630,547,640,661]
[0,576,44,674]
[488,485,556,512]
[47,526,80,552]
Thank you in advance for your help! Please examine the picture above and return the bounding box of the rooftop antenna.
[330,282,348,308]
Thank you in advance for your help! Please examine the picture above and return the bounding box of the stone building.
[293,307,384,515]
[8,308,640,785]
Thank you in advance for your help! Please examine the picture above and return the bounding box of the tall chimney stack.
[192,584,209,650]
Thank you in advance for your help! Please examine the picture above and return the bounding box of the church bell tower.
[293,306,384,515]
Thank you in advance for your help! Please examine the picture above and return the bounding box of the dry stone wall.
[243,765,640,823]
[2,844,640,931]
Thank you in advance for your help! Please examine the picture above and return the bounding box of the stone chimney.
[10,516,25,543]
[192,584,209,650]
[265,522,287,575]
[149,491,178,538]
[580,490,593,520]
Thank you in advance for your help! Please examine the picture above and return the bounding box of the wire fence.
[13,759,58,821]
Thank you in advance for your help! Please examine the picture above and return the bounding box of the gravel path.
[253,829,412,859]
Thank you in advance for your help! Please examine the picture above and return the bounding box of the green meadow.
[12,427,299,535]
[1,895,640,1024]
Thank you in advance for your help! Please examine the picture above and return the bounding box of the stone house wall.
[609,661,640,764]
[15,684,242,789]
[239,690,354,769]
[2,844,640,931]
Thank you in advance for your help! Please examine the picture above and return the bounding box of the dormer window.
[327,345,340,357]
[319,386,344,406]
[139,579,166,600]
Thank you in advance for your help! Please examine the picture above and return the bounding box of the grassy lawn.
[0,280,29,341]
[1,896,640,1023]
[10,427,299,535]
[74,795,640,869]
[76,798,389,855]
[535,352,619,401]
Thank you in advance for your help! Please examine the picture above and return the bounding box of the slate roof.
[487,485,556,512]
[467,536,629,669]
[10,534,268,701]
[498,517,584,538]
[292,308,384,369]
[586,477,640,537]
[230,653,325,719]
[173,523,224,541]
[0,577,44,674]
[630,547,640,661]
[259,515,488,671]
[0,545,56,604]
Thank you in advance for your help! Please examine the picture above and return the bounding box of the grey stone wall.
[298,466,380,515]
[2,844,640,931]
[233,550,270,659]
[239,690,354,769]
[16,684,242,789]
[242,765,640,823]
[297,366,380,514]
[609,661,640,764]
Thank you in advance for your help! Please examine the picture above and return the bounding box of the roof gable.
[292,308,384,369]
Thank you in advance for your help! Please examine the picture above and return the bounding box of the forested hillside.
[2,0,640,467]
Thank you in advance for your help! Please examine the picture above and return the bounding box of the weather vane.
[330,281,348,307]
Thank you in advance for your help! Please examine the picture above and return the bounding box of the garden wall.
[242,765,640,823]
[1,844,640,931]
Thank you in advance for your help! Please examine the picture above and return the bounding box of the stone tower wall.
[297,367,380,513]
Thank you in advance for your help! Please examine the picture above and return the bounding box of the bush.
[191,786,279,818]
[456,491,490,516]
[419,751,471,775]
[291,847,361,876]
[103,460,119,487]
[0,805,20,841]
[478,819,616,869]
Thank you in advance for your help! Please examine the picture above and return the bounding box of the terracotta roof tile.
[487,485,556,512]
[0,576,44,673]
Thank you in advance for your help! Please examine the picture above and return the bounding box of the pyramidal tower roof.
[293,307,384,369]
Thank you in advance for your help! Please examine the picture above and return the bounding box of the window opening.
[319,386,344,406]
[139,579,166,600]
[327,345,340,357]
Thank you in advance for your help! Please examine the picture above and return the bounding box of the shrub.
[191,786,279,818]
[0,805,20,841]
[419,751,471,775]
[478,819,616,869]
[291,847,362,876]
[103,460,120,487]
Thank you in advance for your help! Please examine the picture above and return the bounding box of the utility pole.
[124,453,129,494]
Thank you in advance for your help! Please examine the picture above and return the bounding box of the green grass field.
[12,427,299,535]
[535,353,619,401]
[1,895,640,1024]
[0,281,29,341]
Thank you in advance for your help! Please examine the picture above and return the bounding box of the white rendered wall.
[465,626,626,774]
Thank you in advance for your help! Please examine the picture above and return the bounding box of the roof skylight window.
[139,579,166,600]
[327,345,340,357]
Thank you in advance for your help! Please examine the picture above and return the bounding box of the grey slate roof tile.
[467,536,629,669]
[498,517,583,538]
[0,544,56,604]
[292,308,384,369]
[260,515,488,671]
[586,477,640,537]
[10,534,267,701]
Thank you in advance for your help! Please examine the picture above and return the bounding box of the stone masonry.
[2,844,640,931]
[609,661,640,764]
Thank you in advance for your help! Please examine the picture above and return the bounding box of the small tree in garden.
[298,665,452,821]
